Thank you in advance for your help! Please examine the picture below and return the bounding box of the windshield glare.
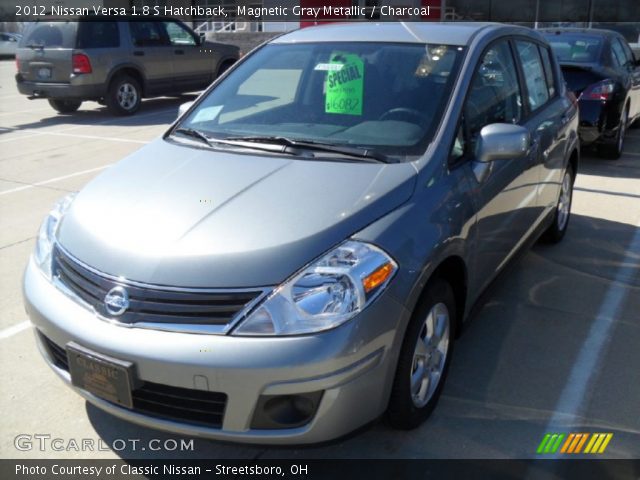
[178,42,463,158]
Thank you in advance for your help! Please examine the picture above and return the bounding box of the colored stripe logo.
[537,433,613,454]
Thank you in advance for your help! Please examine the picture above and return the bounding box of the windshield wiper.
[26,43,44,50]
[172,128,296,154]
[225,135,393,163]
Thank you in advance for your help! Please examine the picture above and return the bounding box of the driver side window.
[463,41,523,152]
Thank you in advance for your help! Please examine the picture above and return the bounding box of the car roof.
[539,28,618,39]
[272,22,517,46]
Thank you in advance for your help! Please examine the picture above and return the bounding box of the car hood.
[57,139,417,288]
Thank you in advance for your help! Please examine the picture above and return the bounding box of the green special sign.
[325,53,364,116]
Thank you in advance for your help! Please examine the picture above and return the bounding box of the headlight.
[233,241,397,336]
[34,193,76,279]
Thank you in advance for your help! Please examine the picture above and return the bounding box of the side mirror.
[475,123,530,163]
[199,32,206,44]
[177,101,194,119]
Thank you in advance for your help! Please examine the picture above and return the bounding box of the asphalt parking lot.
[0,57,638,460]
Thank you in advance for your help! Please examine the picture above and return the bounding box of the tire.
[48,99,81,114]
[387,278,456,430]
[541,164,574,244]
[106,75,141,116]
[598,107,628,159]
[217,60,234,78]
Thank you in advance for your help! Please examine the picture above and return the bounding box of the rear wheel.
[541,164,574,244]
[387,279,456,429]
[106,75,141,115]
[48,99,81,114]
[598,107,628,159]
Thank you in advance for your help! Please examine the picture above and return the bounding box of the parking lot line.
[0,165,110,196]
[0,106,176,144]
[27,130,149,144]
[0,321,30,340]
[544,217,640,436]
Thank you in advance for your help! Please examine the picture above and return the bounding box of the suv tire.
[48,99,82,114]
[106,74,142,116]
[388,278,456,430]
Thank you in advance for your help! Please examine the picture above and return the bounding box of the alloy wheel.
[410,302,450,408]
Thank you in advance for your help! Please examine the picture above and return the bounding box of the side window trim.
[449,37,526,165]
[513,38,552,116]
[537,45,558,100]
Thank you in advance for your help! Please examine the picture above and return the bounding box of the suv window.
[464,41,522,145]
[129,22,167,47]
[76,22,119,49]
[163,22,197,46]
[538,46,557,98]
[19,22,76,48]
[515,40,550,112]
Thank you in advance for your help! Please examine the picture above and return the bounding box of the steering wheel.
[379,108,428,124]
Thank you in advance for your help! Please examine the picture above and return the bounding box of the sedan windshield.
[177,42,464,159]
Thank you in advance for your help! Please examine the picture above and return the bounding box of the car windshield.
[177,42,464,159]
[546,34,603,63]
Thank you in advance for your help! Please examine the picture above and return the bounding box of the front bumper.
[23,258,409,444]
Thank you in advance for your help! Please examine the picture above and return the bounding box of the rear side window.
[129,22,167,47]
[19,22,77,48]
[538,46,557,97]
[76,22,119,49]
[515,40,550,112]
[611,38,631,67]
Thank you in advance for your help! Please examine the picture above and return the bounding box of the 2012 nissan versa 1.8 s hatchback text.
[23,22,579,444]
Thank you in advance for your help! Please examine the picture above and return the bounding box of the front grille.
[40,333,227,429]
[52,246,263,327]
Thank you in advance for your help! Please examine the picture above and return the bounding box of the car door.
[462,39,541,290]
[127,21,173,95]
[614,36,640,121]
[514,39,568,216]
[161,21,215,92]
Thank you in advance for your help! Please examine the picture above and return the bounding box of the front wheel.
[387,279,456,429]
[541,164,574,244]
[48,99,82,114]
[106,75,141,116]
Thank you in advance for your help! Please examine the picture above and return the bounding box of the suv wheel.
[541,164,574,243]
[598,107,628,159]
[48,99,82,114]
[106,75,141,115]
[388,278,455,429]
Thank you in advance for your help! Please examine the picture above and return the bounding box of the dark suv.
[15,19,240,115]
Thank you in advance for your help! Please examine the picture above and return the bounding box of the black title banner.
[2,459,640,480]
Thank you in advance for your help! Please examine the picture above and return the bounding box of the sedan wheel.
[410,302,450,408]
[599,107,628,159]
[541,164,574,244]
[388,279,456,429]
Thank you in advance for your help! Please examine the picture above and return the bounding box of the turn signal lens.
[363,263,394,293]
[72,53,92,74]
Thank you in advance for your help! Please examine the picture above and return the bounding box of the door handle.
[174,49,184,55]
[133,51,144,57]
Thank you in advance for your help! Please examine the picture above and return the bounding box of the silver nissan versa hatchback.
[24,22,579,444]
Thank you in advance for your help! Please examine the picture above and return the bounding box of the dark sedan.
[542,28,640,159]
